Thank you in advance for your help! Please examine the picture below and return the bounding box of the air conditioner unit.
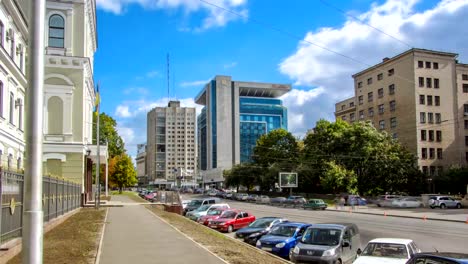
[6,28,13,41]
[16,43,23,55]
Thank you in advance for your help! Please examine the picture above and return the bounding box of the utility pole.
[23,1,45,263]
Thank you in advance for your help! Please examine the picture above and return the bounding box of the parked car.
[376,195,401,207]
[186,204,230,221]
[290,223,361,264]
[429,196,462,209]
[144,192,156,200]
[184,198,221,214]
[256,222,311,259]
[208,190,218,196]
[285,196,307,206]
[270,197,287,205]
[193,188,204,194]
[256,195,270,204]
[181,200,192,210]
[225,193,234,199]
[303,199,327,210]
[236,193,249,201]
[406,253,468,264]
[198,208,228,225]
[391,197,423,208]
[354,238,421,264]
[235,217,289,245]
[207,209,256,233]
[247,194,259,202]
[346,195,367,206]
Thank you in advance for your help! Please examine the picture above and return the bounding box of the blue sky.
[94,0,468,158]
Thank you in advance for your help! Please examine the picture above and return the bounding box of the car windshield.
[195,205,210,212]
[188,200,202,206]
[362,243,408,258]
[301,228,341,246]
[220,211,237,219]
[269,226,297,237]
[249,218,274,228]
[207,210,223,216]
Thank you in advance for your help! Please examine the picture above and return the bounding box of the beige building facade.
[147,101,197,187]
[335,48,468,177]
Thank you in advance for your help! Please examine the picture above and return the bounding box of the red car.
[198,208,227,225]
[207,209,256,233]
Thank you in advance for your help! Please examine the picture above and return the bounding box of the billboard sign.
[279,172,298,188]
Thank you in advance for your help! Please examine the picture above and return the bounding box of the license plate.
[210,225,218,228]
[263,247,272,252]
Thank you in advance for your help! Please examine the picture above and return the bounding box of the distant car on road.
[270,197,287,205]
[247,194,258,202]
[391,197,423,208]
[208,209,256,233]
[354,238,421,264]
[429,196,462,209]
[303,199,327,210]
[235,217,288,245]
[376,195,401,207]
[184,198,220,214]
[406,252,468,264]
[255,195,270,204]
[185,204,230,221]
[285,196,307,206]
[256,222,311,259]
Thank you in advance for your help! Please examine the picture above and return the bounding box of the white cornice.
[84,0,97,52]
[3,0,28,38]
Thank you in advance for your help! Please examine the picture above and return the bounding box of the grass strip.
[8,208,106,264]
[112,191,148,203]
[146,205,289,264]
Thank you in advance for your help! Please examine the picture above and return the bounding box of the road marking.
[95,208,109,264]
[144,207,230,264]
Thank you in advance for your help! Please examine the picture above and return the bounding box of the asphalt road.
[215,199,468,253]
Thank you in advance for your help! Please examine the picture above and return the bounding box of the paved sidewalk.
[327,205,468,222]
[99,195,225,264]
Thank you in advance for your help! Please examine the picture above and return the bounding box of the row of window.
[420,112,442,124]
[0,82,23,129]
[462,83,468,93]
[357,69,395,88]
[420,130,442,142]
[421,166,443,176]
[419,95,440,106]
[463,74,468,81]
[417,61,439,69]
[356,85,396,105]
[418,77,440,88]
[421,148,443,160]
[378,117,397,130]
[342,101,397,121]
[0,20,25,71]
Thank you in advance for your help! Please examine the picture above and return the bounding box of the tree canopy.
[111,154,138,193]
[93,112,125,158]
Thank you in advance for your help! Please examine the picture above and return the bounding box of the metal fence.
[0,169,81,245]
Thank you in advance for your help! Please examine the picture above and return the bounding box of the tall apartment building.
[335,48,468,177]
[0,0,28,171]
[196,75,290,186]
[147,101,197,187]
[136,143,148,185]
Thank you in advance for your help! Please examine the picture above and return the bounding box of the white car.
[391,197,423,208]
[353,238,421,264]
[181,199,191,209]
[185,203,230,221]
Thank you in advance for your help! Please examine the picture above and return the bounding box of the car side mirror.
[342,241,350,247]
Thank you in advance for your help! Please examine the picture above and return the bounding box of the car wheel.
[335,259,342,264]
[377,204,381,207]
[456,203,462,209]
[430,206,435,209]
[227,225,234,233]
[440,203,446,209]
[322,208,326,210]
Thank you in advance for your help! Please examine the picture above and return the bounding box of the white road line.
[95,208,109,264]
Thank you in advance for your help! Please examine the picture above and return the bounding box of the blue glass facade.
[239,97,287,163]
[198,107,207,170]
[211,80,217,168]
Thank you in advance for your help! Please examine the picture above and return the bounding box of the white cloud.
[180,79,209,87]
[96,0,248,30]
[279,0,468,137]
[146,70,160,78]
[122,87,150,95]
[113,97,204,157]
[223,62,237,69]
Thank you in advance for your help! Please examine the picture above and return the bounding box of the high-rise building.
[335,48,468,177]
[196,75,290,187]
[147,101,197,187]
[136,143,148,185]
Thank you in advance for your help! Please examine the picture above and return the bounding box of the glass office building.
[195,76,291,186]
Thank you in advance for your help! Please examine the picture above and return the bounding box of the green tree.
[111,154,137,193]
[321,161,357,194]
[93,112,125,158]
[434,167,468,194]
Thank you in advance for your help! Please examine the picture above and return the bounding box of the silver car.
[429,196,462,209]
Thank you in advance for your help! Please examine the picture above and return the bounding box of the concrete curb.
[145,205,291,264]
[144,207,231,264]
[94,208,109,264]
[325,208,466,223]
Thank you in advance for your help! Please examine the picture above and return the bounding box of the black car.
[235,217,288,245]
[406,252,468,264]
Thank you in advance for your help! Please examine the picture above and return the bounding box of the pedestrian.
[350,197,356,210]
[340,197,345,210]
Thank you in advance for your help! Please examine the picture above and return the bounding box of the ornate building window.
[49,15,65,48]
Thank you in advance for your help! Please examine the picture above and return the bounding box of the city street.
[214,199,468,253]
